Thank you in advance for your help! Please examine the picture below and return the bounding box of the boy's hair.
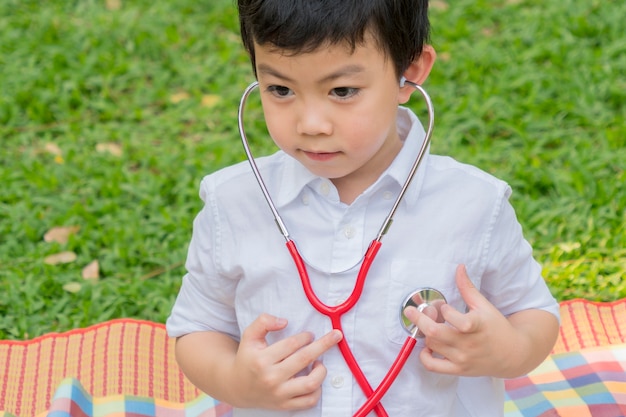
[237,0,430,78]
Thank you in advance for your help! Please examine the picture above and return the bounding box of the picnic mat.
[1,298,625,417]
[504,343,626,417]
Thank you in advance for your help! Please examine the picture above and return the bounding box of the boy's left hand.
[403,264,558,378]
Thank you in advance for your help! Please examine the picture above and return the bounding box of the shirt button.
[331,375,344,388]
[320,182,330,196]
[383,191,394,200]
[343,226,356,239]
[302,193,310,205]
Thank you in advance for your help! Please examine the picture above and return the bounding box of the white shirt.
[167,107,560,417]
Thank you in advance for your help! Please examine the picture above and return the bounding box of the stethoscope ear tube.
[375,80,434,242]
[237,81,292,241]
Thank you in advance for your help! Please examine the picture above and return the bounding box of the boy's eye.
[331,87,359,99]
[267,85,292,97]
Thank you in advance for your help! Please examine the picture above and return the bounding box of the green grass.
[1,0,624,340]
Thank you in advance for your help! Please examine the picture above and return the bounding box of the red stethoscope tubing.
[353,337,416,417]
[287,239,415,417]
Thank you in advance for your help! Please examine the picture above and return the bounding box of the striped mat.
[1,298,625,417]
[504,342,626,417]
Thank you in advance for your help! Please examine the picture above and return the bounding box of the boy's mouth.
[302,150,339,161]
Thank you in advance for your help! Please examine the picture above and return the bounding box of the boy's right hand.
[230,313,343,410]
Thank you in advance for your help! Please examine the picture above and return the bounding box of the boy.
[166,0,560,415]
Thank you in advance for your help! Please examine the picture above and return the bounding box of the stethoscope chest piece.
[400,288,447,338]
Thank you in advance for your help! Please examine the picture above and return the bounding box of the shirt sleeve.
[478,187,560,321]
[166,176,241,340]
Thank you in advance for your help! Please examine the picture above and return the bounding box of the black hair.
[237,0,430,78]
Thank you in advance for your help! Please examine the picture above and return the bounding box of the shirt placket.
[321,201,367,415]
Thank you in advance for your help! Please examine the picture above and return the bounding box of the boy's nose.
[296,100,333,136]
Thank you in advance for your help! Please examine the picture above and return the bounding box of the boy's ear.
[398,45,437,104]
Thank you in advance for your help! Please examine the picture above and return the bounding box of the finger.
[404,305,441,331]
[455,264,486,311]
[404,306,446,340]
[405,306,463,359]
[419,346,459,375]
[266,331,317,364]
[280,388,323,411]
[279,360,327,408]
[277,330,342,376]
[441,265,487,333]
[421,304,441,322]
[241,313,289,349]
[441,305,474,333]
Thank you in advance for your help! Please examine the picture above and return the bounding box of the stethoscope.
[238,79,447,417]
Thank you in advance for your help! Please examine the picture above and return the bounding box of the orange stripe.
[611,301,625,341]
[16,344,25,415]
[584,300,600,347]
[134,323,140,395]
[117,321,126,395]
[44,337,56,410]
[148,325,155,398]
[103,322,110,396]
[91,327,97,394]
[31,341,41,415]
[163,326,170,400]
[1,344,11,409]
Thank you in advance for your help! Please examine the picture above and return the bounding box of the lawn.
[0,0,624,340]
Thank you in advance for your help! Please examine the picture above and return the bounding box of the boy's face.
[254,34,409,201]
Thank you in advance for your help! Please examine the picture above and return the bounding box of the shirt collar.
[276,155,318,207]
[275,106,429,208]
